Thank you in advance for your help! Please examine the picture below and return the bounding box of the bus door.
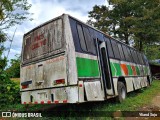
[96,39,114,96]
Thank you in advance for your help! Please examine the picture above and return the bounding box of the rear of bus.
[20,14,79,104]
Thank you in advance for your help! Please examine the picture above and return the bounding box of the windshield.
[22,19,64,63]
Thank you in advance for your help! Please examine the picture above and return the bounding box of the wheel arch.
[117,76,127,90]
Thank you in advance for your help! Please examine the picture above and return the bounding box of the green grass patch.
[11,78,20,84]
[1,80,160,119]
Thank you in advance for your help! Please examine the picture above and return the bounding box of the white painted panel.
[21,91,30,103]
[84,81,104,101]
[53,88,67,101]
[125,78,134,92]
[66,87,79,103]
[113,78,118,95]
[132,77,138,90]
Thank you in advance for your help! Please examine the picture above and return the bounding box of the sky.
[4,0,108,63]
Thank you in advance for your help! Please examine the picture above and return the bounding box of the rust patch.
[46,56,64,64]
[25,65,33,69]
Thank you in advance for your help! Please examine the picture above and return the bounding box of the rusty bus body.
[21,14,152,104]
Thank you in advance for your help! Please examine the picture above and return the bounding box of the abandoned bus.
[21,14,152,104]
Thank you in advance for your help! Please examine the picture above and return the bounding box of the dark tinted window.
[77,24,87,51]
[142,54,148,65]
[118,44,125,60]
[130,49,137,63]
[111,40,120,59]
[135,51,140,64]
[83,27,96,54]
[122,45,132,62]
[137,53,144,65]
[127,48,133,62]
[101,48,111,89]
[105,37,114,58]
[122,45,129,61]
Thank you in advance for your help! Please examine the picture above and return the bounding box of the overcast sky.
[4,0,108,63]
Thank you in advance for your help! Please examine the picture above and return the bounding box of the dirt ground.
[125,93,160,120]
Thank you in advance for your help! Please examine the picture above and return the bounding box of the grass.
[1,80,160,119]
[10,78,20,84]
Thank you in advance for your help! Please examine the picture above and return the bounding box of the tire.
[117,82,127,103]
[146,76,152,87]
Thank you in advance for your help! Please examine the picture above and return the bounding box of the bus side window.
[105,37,114,58]
[135,51,140,64]
[118,44,125,60]
[142,54,148,65]
[83,27,96,54]
[24,36,31,60]
[130,49,137,63]
[110,39,120,59]
[137,52,143,65]
[122,45,129,62]
[127,48,133,62]
[77,24,87,51]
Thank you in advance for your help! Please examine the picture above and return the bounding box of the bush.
[0,71,20,108]
[5,56,20,78]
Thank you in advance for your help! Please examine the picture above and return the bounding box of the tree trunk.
[124,33,129,45]
[139,40,143,51]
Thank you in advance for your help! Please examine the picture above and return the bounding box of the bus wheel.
[147,76,151,87]
[117,82,127,103]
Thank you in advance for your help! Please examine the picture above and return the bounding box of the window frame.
[118,43,126,61]
[77,24,88,52]
[110,39,120,59]
[105,37,114,58]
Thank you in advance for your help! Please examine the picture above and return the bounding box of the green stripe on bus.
[114,63,122,76]
[110,62,122,76]
[76,57,100,77]
[110,62,116,76]
[136,66,140,75]
[127,65,133,75]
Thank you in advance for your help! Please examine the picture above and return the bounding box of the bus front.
[20,16,78,104]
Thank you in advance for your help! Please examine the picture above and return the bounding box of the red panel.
[79,84,83,87]
[131,66,137,75]
[41,101,44,104]
[22,85,28,89]
[34,101,38,104]
[54,79,65,84]
[54,100,59,104]
[63,100,67,103]
[121,64,128,75]
[47,100,51,104]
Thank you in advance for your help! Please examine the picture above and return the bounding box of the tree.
[5,55,20,78]
[0,0,31,71]
[0,0,31,107]
[88,0,160,52]
[0,0,32,30]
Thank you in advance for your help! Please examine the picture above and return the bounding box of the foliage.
[0,0,32,30]
[0,0,32,58]
[6,55,20,78]
[0,71,20,108]
[88,0,160,51]
[0,0,31,108]
[143,44,160,60]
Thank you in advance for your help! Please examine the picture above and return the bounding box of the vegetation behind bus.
[88,0,160,58]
